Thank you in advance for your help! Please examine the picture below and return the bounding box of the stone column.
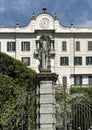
[36,73,58,130]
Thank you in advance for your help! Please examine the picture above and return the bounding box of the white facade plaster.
[0,10,92,87]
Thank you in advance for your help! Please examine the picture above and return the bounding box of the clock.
[40,18,49,29]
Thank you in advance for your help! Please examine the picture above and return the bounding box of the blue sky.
[0,0,92,27]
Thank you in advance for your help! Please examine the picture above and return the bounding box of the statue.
[36,35,51,72]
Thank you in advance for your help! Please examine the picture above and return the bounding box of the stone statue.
[36,35,51,72]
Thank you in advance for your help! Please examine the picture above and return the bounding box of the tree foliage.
[70,86,92,99]
[55,85,72,129]
[0,52,36,130]
[0,52,36,89]
[56,85,92,130]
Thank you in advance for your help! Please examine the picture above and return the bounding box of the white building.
[0,8,92,87]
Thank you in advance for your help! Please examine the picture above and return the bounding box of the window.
[7,42,16,51]
[62,76,67,85]
[22,57,30,66]
[21,41,30,51]
[60,57,69,65]
[76,41,80,51]
[88,76,92,85]
[62,41,67,51]
[88,41,92,51]
[86,57,92,65]
[74,57,82,65]
[74,76,82,86]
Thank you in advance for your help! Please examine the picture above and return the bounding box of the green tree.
[55,85,72,130]
[56,85,92,130]
[0,52,36,130]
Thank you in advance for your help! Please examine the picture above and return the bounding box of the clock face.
[40,18,49,29]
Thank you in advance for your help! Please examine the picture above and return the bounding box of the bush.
[0,52,36,129]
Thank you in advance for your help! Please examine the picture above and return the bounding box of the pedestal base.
[36,73,58,130]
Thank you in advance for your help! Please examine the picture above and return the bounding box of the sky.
[0,0,92,27]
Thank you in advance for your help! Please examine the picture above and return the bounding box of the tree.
[56,85,92,130]
[55,85,72,130]
[70,87,92,130]
[0,52,36,130]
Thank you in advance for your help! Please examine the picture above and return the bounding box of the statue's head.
[40,35,50,42]
[39,35,51,49]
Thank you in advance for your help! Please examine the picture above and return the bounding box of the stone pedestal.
[36,73,58,130]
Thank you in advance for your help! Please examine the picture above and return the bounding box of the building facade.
[0,8,92,88]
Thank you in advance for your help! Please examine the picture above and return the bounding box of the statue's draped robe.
[37,36,51,71]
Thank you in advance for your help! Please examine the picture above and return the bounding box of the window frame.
[74,57,82,65]
[22,57,30,66]
[62,76,67,86]
[86,57,92,65]
[62,41,67,51]
[76,41,80,51]
[21,41,30,51]
[88,41,92,51]
[60,57,69,66]
[74,76,82,86]
[7,42,16,52]
[88,76,92,85]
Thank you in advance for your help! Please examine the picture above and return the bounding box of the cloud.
[10,0,42,15]
[0,1,8,14]
[0,0,77,22]
[0,0,41,16]
[79,20,92,27]
[87,0,92,8]
[0,0,92,27]
[80,10,88,21]
[74,9,92,27]
[0,7,6,13]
